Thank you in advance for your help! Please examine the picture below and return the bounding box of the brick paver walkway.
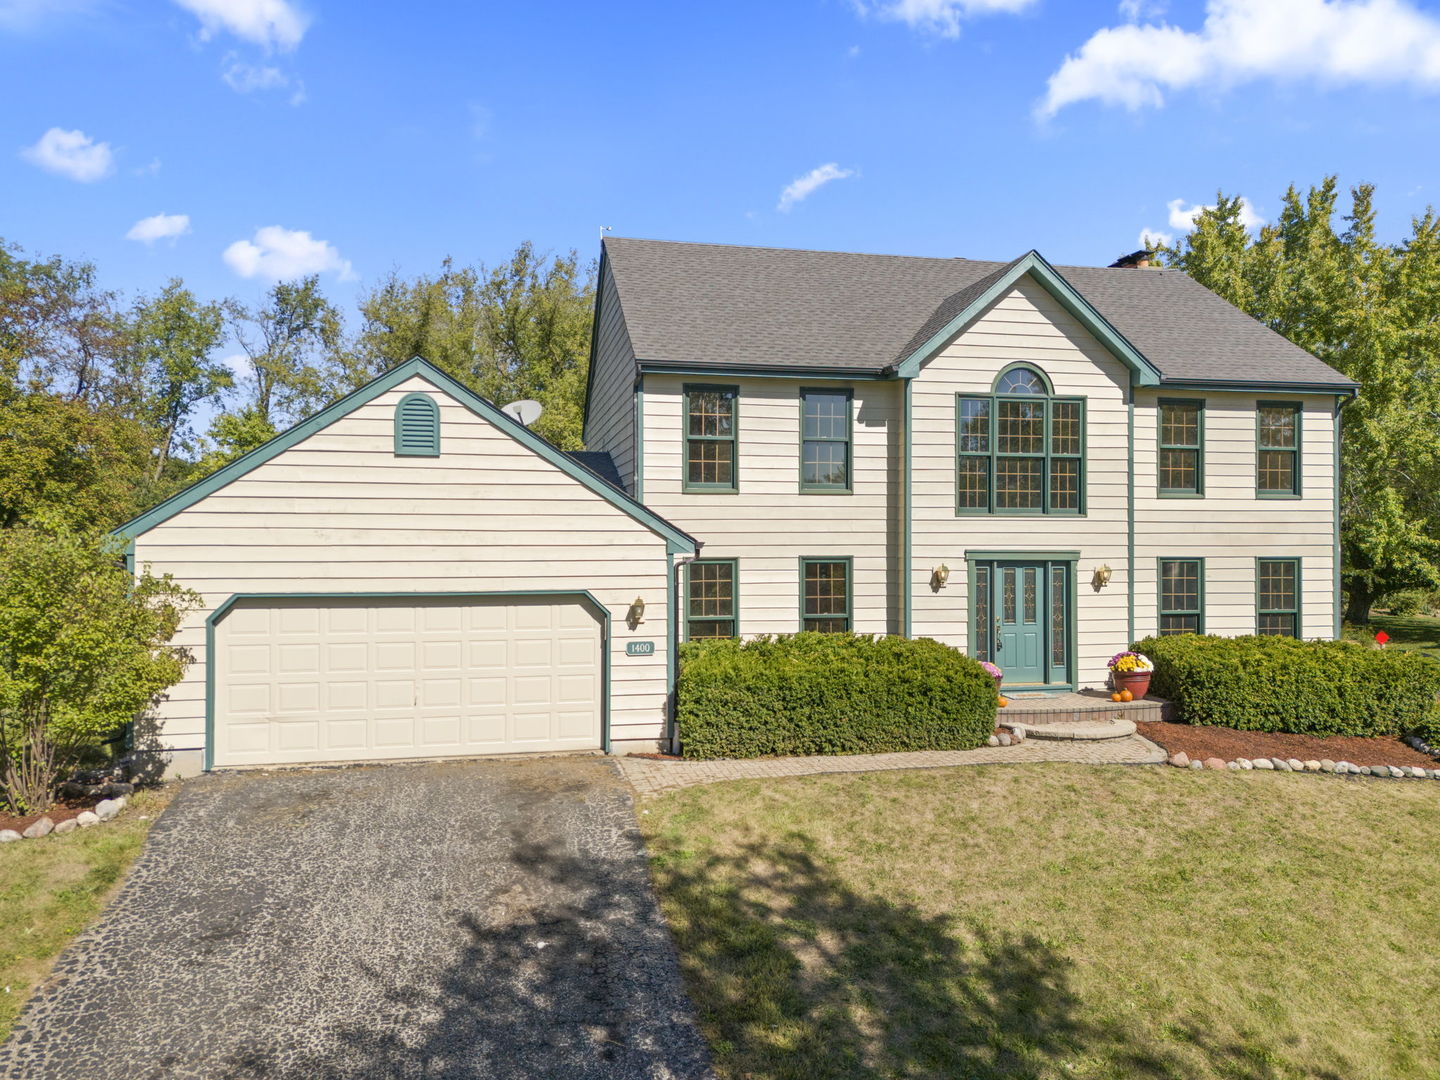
[616,732,1167,797]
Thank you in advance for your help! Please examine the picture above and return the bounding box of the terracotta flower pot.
[1112,670,1151,699]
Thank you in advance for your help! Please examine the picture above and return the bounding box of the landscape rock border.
[0,796,129,844]
[1166,751,1440,779]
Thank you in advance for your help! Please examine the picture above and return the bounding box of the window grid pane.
[1159,559,1202,636]
[686,561,736,639]
[1257,559,1299,637]
[801,441,849,488]
[996,367,1046,394]
[1257,450,1295,494]
[686,387,737,488]
[1050,401,1081,456]
[995,457,1044,509]
[1258,404,1299,495]
[997,400,1045,453]
[801,390,851,489]
[958,397,991,453]
[957,457,989,509]
[802,560,850,632]
[957,390,1083,515]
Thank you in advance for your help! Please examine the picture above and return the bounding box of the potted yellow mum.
[1108,650,1153,699]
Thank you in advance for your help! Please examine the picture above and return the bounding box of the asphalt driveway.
[0,757,714,1080]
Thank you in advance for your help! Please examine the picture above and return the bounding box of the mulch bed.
[0,794,106,835]
[1137,719,1437,768]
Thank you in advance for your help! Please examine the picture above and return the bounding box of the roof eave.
[635,359,896,380]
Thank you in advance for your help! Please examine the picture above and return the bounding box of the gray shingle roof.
[603,237,1356,390]
[564,450,626,493]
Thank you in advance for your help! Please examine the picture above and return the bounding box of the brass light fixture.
[1091,564,1112,590]
[627,596,646,629]
[931,564,951,589]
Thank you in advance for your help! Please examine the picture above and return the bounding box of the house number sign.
[626,641,656,656]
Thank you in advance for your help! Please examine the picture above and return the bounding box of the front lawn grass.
[642,764,1439,1080]
[0,787,172,1041]
[1344,612,1440,657]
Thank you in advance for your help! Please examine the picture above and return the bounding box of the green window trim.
[683,558,739,640]
[799,556,853,633]
[1157,558,1205,635]
[955,368,1086,516]
[394,392,440,456]
[799,387,853,493]
[1257,557,1302,638]
[1257,401,1302,498]
[1157,398,1205,497]
[683,383,739,492]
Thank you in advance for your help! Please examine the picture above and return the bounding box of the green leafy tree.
[192,406,279,476]
[347,242,595,447]
[229,275,343,426]
[0,528,196,812]
[1158,179,1440,622]
[126,280,230,481]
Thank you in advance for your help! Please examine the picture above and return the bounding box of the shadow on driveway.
[0,757,713,1080]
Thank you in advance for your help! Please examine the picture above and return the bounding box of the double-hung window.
[685,560,737,639]
[800,388,852,491]
[1158,559,1204,635]
[1257,403,1301,496]
[1158,400,1204,496]
[1257,558,1300,637]
[956,365,1084,514]
[800,558,851,632]
[684,385,738,491]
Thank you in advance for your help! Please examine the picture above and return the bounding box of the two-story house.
[119,237,1354,775]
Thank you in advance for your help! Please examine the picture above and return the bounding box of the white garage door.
[213,595,603,767]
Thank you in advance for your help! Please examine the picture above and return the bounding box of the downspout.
[1126,392,1135,645]
[902,378,912,638]
[668,547,701,754]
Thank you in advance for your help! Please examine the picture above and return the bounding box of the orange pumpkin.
[1120,689,1134,703]
[997,695,1008,708]
[1111,692,1123,702]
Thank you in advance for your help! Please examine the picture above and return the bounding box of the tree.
[229,275,343,426]
[347,243,595,447]
[1158,179,1440,621]
[191,406,278,477]
[0,528,196,812]
[126,280,230,481]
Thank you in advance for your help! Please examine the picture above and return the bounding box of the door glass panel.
[1023,568,1037,623]
[1002,568,1016,623]
[974,566,991,661]
[1051,565,1066,668]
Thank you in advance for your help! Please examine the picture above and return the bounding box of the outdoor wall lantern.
[627,597,646,629]
[931,564,951,589]
[1091,564,1113,590]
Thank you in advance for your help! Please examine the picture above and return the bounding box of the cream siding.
[583,260,639,493]
[133,374,675,767]
[910,279,1130,687]
[641,375,902,636]
[1132,390,1338,641]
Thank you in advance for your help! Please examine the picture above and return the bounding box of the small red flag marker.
[1376,630,1390,645]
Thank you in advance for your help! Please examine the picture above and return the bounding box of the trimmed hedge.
[676,632,997,760]
[1133,633,1440,737]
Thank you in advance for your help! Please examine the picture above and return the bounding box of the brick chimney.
[1109,249,1154,269]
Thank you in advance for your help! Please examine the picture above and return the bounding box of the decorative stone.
[1235,757,1251,769]
[987,735,1000,746]
[1253,757,1273,769]
[76,811,99,828]
[94,798,121,822]
[98,781,135,798]
[1389,765,1405,778]
[998,733,1012,747]
[1286,759,1305,772]
[53,818,78,835]
[1302,760,1321,772]
[1320,759,1336,772]
[0,829,20,843]
[1407,766,1426,778]
[1204,757,1227,770]
[22,817,54,839]
[1359,765,1373,775]
[1190,760,1204,769]
[1227,760,1240,770]
[1169,752,1190,768]
[1273,758,1292,772]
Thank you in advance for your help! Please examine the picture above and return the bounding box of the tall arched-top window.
[394,392,440,456]
[956,365,1084,515]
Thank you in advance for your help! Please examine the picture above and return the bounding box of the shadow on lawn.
[652,838,1345,1080]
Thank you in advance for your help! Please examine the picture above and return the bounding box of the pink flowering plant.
[1108,650,1153,674]
[978,660,1003,679]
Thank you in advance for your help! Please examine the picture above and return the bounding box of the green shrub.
[1132,633,1440,737]
[1380,589,1440,617]
[676,632,997,760]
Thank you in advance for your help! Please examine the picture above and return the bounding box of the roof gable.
[891,251,1162,385]
[118,357,698,555]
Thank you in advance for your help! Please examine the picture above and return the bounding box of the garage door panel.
[215,597,603,767]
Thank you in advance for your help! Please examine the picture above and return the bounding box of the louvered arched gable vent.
[394,392,440,456]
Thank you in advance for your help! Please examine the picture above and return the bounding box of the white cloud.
[1040,0,1440,117]
[1118,0,1167,19]
[1138,195,1265,249]
[1138,227,1174,248]
[857,0,1037,38]
[19,127,114,182]
[172,0,308,50]
[223,225,354,281]
[222,56,286,91]
[777,163,855,212]
[220,353,251,377]
[127,213,192,244]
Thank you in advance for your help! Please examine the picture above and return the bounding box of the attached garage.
[120,358,696,775]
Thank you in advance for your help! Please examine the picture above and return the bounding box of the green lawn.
[0,787,171,1041]
[642,764,1440,1080]
[1343,612,1440,657]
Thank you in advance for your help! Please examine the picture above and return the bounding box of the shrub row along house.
[118,238,1355,773]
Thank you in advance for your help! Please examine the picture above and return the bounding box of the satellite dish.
[501,399,543,427]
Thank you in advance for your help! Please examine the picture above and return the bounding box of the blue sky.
[5,0,1440,319]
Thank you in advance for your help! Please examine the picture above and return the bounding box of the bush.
[676,632,997,760]
[1132,633,1440,737]
[1380,589,1440,618]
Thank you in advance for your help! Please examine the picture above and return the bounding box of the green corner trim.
[891,251,1163,386]
[1334,396,1347,639]
[902,378,913,638]
[114,356,697,556]
[963,550,1080,563]
[203,589,614,770]
[1127,397,1135,645]
[666,554,677,750]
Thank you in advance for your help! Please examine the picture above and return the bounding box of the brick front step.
[999,690,1166,727]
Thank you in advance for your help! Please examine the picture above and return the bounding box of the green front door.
[973,559,1072,688]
